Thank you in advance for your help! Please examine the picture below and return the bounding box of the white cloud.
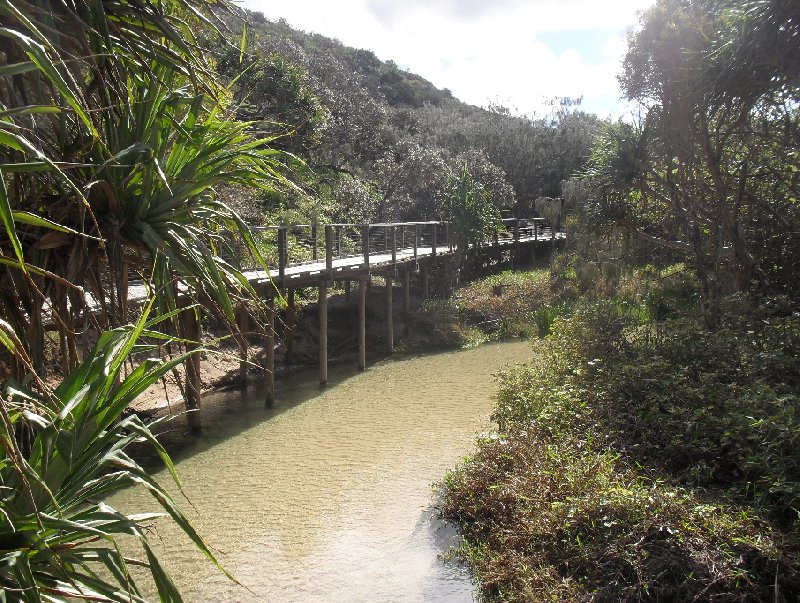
[239,0,654,117]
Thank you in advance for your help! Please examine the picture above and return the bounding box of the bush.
[442,430,797,602]
[443,289,800,600]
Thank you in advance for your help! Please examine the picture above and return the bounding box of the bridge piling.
[358,276,367,371]
[404,267,411,337]
[237,302,249,386]
[319,279,328,386]
[386,275,393,354]
[265,296,275,406]
[182,302,203,434]
[325,225,333,282]
[286,288,296,364]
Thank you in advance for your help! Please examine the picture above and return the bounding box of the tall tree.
[585,0,800,327]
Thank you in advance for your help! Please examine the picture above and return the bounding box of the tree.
[447,164,501,271]
[373,141,452,221]
[585,0,800,327]
[218,51,329,155]
[0,0,284,596]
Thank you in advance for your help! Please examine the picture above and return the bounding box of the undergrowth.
[418,269,562,347]
[440,266,800,601]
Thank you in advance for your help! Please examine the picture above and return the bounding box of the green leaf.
[0,60,37,77]
[239,22,247,65]
[0,169,26,274]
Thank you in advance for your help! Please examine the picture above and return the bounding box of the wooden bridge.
[170,217,563,432]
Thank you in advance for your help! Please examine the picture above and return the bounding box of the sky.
[237,0,656,118]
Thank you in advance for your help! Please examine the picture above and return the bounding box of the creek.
[111,340,533,602]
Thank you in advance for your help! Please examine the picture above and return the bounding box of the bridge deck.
[121,231,562,303]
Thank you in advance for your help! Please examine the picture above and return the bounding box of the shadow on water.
[137,347,466,469]
[135,354,359,468]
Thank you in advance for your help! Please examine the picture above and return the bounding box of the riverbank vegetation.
[0,0,282,596]
[442,269,800,600]
[417,268,556,347]
[440,0,800,600]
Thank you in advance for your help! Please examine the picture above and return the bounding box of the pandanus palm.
[0,306,235,601]
[0,0,282,377]
[0,0,286,597]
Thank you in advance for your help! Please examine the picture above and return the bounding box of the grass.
[417,269,563,347]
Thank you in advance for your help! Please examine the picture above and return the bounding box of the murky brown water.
[111,340,532,602]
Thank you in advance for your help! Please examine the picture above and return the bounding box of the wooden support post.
[385,275,393,353]
[286,288,296,364]
[404,267,411,337]
[401,225,406,249]
[391,225,397,272]
[325,225,333,282]
[384,225,389,251]
[445,222,451,251]
[237,302,249,386]
[414,224,419,262]
[345,279,351,300]
[534,221,538,242]
[319,279,328,386]
[362,224,370,270]
[513,218,520,269]
[421,263,429,299]
[265,296,275,407]
[120,260,129,325]
[336,225,342,256]
[358,276,367,371]
[432,223,438,257]
[182,302,202,434]
[312,225,318,261]
[278,227,287,290]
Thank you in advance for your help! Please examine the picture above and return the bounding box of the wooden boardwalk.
[151,217,564,432]
[126,218,561,301]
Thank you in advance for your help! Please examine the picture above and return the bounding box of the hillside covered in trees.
[211,12,600,225]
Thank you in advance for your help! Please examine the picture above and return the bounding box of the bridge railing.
[235,217,557,278]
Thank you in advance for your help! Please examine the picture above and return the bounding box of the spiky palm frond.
[0,305,235,602]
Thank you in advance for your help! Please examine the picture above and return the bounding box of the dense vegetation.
[0,0,599,597]
[0,0,280,597]
[2,0,797,598]
[212,13,599,225]
[440,0,800,600]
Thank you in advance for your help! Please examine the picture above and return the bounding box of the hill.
[213,10,602,225]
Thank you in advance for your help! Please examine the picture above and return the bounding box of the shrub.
[443,290,800,600]
[442,430,797,602]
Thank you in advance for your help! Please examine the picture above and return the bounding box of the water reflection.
[112,340,532,602]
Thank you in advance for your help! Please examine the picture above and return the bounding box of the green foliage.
[447,165,501,261]
[0,0,287,376]
[442,429,793,602]
[0,310,233,601]
[417,299,473,348]
[416,270,557,347]
[0,0,276,597]
[218,50,329,154]
[443,267,800,600]
[582,0,800,326]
